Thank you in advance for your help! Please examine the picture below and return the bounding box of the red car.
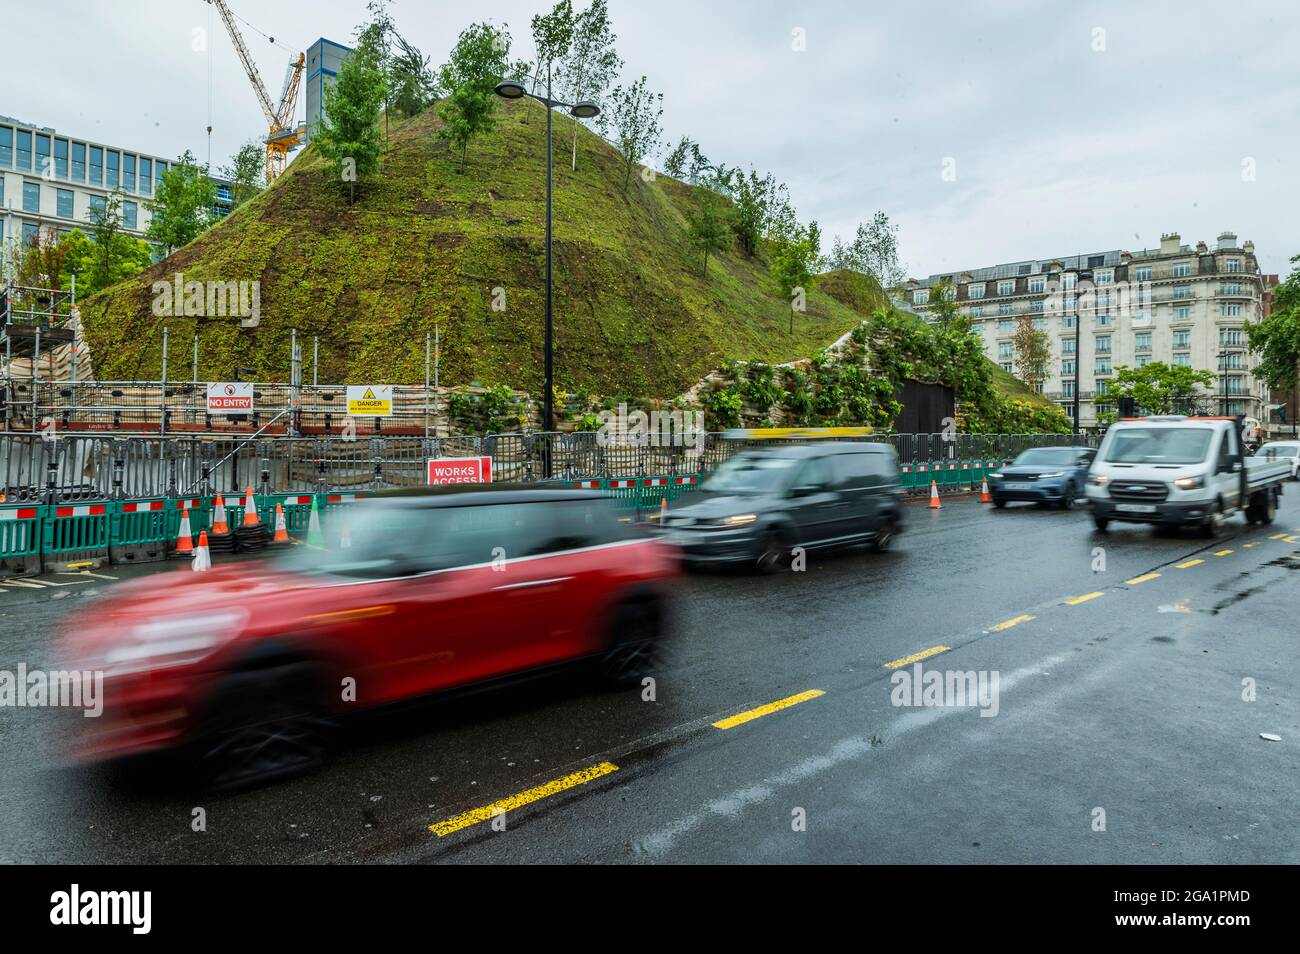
[58,488,679,789]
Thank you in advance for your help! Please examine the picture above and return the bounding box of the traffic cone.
[172,508,194,556]
[242,486,260,527]
[660,497,668,520]
[980,477,991,504]
[211,495,230,535]
[272,503,289,544]
[192,531,211,572]
[929,479,942,509]
[339,524,352,549]
[306,495,324,548]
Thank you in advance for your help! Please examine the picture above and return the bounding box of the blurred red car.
[58,488,679,789]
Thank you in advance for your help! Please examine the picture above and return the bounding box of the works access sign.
[206,382,254,414]
[346,385,393,417]
[427,456,493,486]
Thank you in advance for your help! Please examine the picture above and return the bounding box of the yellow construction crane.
[206,0,305,182]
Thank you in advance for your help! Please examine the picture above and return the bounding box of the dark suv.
[650,442,904,571]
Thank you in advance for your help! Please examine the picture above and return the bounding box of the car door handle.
[492,576,574,591]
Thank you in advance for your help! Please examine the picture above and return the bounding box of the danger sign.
[207,382,254,414]
[347,384,393,417]
[427,456,493,485]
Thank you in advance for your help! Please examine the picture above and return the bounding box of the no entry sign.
[207,382,254,414]
[427,456,493,485]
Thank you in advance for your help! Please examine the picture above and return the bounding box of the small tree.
[686,191,733,278]
[602,75,662,193]
[1246,253,1300,396]
[1109,362,1217,415]
[15,227,70,290]
[728,168,788,257]
[927,277,964,328]
[842,212,905,292]
[771,222,820,333]
[316,26,388,201]
[145,150,216,255]
[556,0,621,170]
[219,140,265,209]
[529,0,575,95]
[436,22,511,172]
[1012,315,1051,391]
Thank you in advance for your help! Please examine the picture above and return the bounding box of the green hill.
[79,99,888,398]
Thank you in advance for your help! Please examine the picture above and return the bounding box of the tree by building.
[1107,361,1217,415]
[436,22,511,172]
[145,151,216,255]
[926,277,964,328]
[1246,253,1300,403]
[219,141,265,209]
[1011,314,1052,392]
[601,75,662,193]
[317,24,388,200]
[59,227,153,297]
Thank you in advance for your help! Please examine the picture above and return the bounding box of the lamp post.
[1217,348,1243,416]
[1067,268,1092,435]
[495,69,599,478]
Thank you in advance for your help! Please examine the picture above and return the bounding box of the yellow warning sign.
[347,384,393,417]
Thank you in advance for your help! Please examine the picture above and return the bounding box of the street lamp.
[495,68,600,478]
[1066,268,1092,435]
[1217,348,1243,416]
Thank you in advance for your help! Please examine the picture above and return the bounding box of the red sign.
[206,382,254,414]
[427,456,493,485]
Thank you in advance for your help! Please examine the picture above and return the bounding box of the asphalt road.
[3,490,1298,864]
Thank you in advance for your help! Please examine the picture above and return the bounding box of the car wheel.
[193,666,330,793]
[1247,489,1277,526]
[755,527,792,573]
[992,497,1007,509]
[1059,483,1077,509]
[870,517,897,552]
[1200,501,1225,538]
[600,601,661,688]
[1092,515,1109,532]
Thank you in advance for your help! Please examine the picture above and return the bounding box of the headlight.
[103,610,245,675]
[1038,471,1065,479]
[1088,475,1108,486]
[988,472,1003,479]
[716,513,757,527]
[1174,475,1205,490]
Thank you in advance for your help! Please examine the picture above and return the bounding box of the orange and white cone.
[173,508,194,554]
[339,525,352,549]
[242,486,260,527]
[192,530,211,571]
[211,495,230,535]
[273,503,289,543]
[929,479,942,509]
[980,477,991,504]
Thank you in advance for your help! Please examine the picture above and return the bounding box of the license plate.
[1116,503,1157,514]
[1004,482,1032,490]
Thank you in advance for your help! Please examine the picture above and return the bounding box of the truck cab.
[1086,416,1286,536]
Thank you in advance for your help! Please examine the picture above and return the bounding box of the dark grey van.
[650,442,904,571]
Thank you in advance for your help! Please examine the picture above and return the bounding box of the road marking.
[1125,572,1161,585]
[713,689,825,729]
[3,579,49,589]
[1214,549,1234,556]
[990,614,1035,632]
[56,570,118,580]
[1242,543,1257,549]
[882,646,950,670]
[1285,535,1300,544]
[1268,533,1288,540]
[428,762,619,837]
[1176,559,1204,569]
[1063,592,1103,605]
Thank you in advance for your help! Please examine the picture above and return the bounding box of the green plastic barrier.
[42,502,110,571]
[0,504,44,578]
[111,499,170,564]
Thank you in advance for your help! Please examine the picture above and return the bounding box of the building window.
[1062,359,1076,375]
[1172,353,1191,367]
[1062,338,1076,355]
[139,157,153,195]
[1135,356,1151,368]
[1088,255,1105,268]
[998,319,1014,333]
[1000,361,1013,373]
[53,138,68,178]
[71,142,86,180]
[122,200,137,230]
[998,302,1013,316]
[1033,318,1046,330]
[21,222,39,245]
[997,280,1014,296]
[106,150,119,188]
[912,289,929,305]
[89,146,103,184]
[1095,314,1112,327]
[968,283,985,299]
[123,154,136,192]
[1171,261,1191,278]
[1173,284,1193,299]
[156,161,167,191]
[1028,300,1044,314]
[1134,332,1151,351]
[1219,282,1243,296]
[22,180,40,213]
[1219,352,1245,371]
[0,126,12,167]
[968,305,982,318]
[56,188,73,219]
[16,129,32,169]
[1096,335,1112,353]
[1172,330,1191,349]
[1061,315,1076,329]
[88,194,106,222]
[1173,305,1191,322]
[1028,277,1045,293]
[35,133,51,176]
[1225,259,1240,273]
[1095,357,1112,374]
[1134,265,1152,282]
[1220,328,1244,346]
[1220,303,1243,318]
[1094,269,1114,285]
[1096,379,1110,396]
[998,342,1013,359]
[1062,272,1078,290]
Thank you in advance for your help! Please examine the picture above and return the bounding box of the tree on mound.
[436,22,514,172]
[315,28,388,202]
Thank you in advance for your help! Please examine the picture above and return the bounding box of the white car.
[1256,441,1300,479]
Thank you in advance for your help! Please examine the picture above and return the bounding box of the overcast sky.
[11,0,1298,275]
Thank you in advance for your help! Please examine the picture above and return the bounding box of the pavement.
[2,490,1298,864]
